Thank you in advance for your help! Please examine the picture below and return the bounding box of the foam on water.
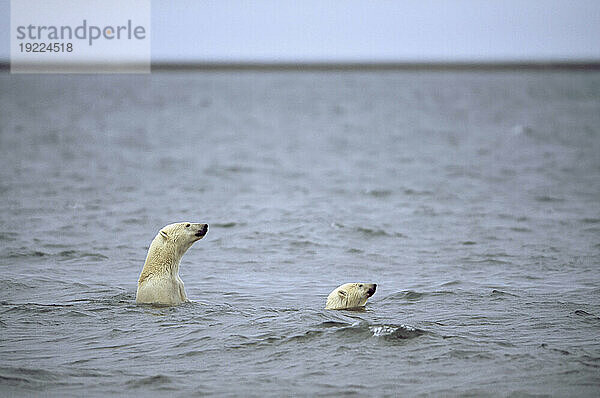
[369,324,426,340]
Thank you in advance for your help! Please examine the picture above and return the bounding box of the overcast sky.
[1,0,599,62]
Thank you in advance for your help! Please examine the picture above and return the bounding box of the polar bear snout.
[367,284,377,297]
[195,223,209,238]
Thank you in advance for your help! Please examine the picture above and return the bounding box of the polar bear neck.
[139,235,192,283]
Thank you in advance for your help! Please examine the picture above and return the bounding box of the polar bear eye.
[358,284,363,288]
[185,223,190,228]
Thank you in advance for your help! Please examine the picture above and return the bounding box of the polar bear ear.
[338,290,347,299]
[159,229,169,240]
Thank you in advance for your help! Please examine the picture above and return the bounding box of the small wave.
[402,291,427,301]
[0,279,33,291]
[440,280,461,287]
[228,319,426,351]
[357,227,388,237]
[464,257,513,266]
[346,248,364,254]
[363,189,393,198]
[581,218,600,224]
[1,248,108,262]
[0,291,134,315]
[369,324,426,340]
[510,227,532,233]
[0,302,76,318]
[535,195,564,203]
[0,366,61,387]
[206,165,254,176]
[330,222,404,238]
[321,321,426,343]
[286,239,322,248]
[319,320,351,328]
[381,290,456,302]
[356,227,405,238]
[330,222,343,229]
[510,124,534,136]
[56,250,109,261]
[126,374,174,389]
[448,349,495,360]
[1,248,48,259]
[539,343,571,356]
[0,232,18,242]
[224,165,254,173]
[212,222,244,228]
[403,188,433,196]
[573,310,600,322]
[490,289,518,298]
[284,329,326,344]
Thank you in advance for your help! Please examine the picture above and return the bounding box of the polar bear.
[136,222,208,305]
[325,283,377,310]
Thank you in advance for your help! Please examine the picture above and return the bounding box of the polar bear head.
[157,222,209,255]
[142,222,209,275]
[325,282,377,310]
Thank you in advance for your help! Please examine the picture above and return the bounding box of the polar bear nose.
[367,284,377,297]
[195,224,208,237]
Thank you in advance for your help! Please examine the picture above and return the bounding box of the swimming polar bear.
[325,283,377,310]
[136,222,208,305]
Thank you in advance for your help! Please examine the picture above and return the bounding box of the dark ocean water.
[0,70,599,397]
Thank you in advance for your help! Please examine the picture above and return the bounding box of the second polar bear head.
[325,282,377,310]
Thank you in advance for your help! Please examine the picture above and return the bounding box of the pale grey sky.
[1,0,599,62]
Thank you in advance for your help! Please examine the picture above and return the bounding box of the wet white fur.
[136,222,207,305]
